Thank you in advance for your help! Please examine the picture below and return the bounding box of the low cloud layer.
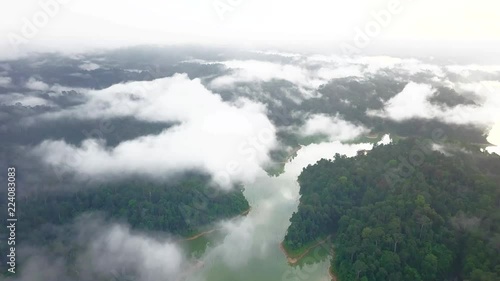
[31,74,278,187]
[0,76,12,87]
[0,93,54,107]
[12,216,187,281]
[488,121,500,145]
[25,77,50,91]
[308,55,446,78]
[79,62,100,71]
[487,121,500,155]
[368,83,437,121]
[368,81,500,128]
[300,114,368,141]
[205,56,453,97]
[209,60,323,94]
[3,51,497,275]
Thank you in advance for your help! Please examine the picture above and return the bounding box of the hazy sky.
[1,0,500,57]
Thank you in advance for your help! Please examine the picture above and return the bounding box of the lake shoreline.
[279,236,330,265]
[181,207,251,241]
[279,237,339,281]
[328,265,338,281]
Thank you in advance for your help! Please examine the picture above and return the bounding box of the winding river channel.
[180,140,379,281]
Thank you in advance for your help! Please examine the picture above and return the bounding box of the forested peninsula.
[284,139,500,281]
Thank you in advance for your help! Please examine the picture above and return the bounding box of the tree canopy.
[284,139,500,281]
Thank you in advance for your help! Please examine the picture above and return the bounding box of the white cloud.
[0,93,54,107]
[283,140,375,179]
[377,134,392,145]
[25,77,50,91]
[368,82,437,121]
[316,65,364,80]
[208,59,369,94]
[446,64,500,76]
[15,217,189,281]
[79,62,100,71]
[486,146,500,155]
[0,76,12,87]
[210,60,322,90]
[352,57,444,78]
[85,223,186,281]
[22,77,88,97]
[368,81,500,128]
[356,56,405,73]
[431,143,451,156]
[488,120,500,146]
[300,114,368,141]
[485,120,500,155]
[308,55,446,78]
[252,50,302,58]
[433,81,500,127]
[31,74,278,188]
[210,218,256,268]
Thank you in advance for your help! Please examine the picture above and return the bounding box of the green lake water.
[180,141,375,281]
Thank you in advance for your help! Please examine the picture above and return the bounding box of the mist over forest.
[1,1,500,281]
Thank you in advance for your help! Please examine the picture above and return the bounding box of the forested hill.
[0,174,250,276]
[0,174,249,250]
[283,139,500,281]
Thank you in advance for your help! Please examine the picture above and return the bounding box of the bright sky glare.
[1,0,499,56]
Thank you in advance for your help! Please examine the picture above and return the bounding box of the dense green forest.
[283,139,500,281]
[21,175,248,236]
[0,174,249,267]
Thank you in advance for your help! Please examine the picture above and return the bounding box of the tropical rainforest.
[0,174,249,266]
[284,139,500,281]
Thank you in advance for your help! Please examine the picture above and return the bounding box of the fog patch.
[299,114,368,141]
[79,62,100,71]
[377,134,392,145]
[368,81,500,128]
[10,215,188,281]
[209,60,323,95]
[30,74,278,188]
[0,76,12,87]
[0,93,55,107]
[25,77,50,91]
